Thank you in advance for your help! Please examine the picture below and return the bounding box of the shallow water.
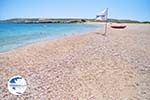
[0,23,101,52]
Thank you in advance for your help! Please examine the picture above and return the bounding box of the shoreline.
[0,23,150,99]
[0,23,102,54]
[0,30,95,54]
[0,22,147,54]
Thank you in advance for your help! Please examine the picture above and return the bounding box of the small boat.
[111,25,126,29]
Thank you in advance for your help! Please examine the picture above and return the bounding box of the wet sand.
[0,23,150,100]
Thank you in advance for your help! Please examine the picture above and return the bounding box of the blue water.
[0,23,100,52]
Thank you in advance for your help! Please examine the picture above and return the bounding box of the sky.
[0,0,150,21]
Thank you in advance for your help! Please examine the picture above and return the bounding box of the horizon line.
[0,17,149,22]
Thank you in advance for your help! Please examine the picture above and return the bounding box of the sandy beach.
[0,23,150,100]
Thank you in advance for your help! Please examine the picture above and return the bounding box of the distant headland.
[0,18,150,24]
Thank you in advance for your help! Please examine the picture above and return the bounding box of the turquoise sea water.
[0,23,101,52]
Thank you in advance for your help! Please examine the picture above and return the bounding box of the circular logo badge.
[8,75,27,95]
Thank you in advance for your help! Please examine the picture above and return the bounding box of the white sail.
[96,8,108,20]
